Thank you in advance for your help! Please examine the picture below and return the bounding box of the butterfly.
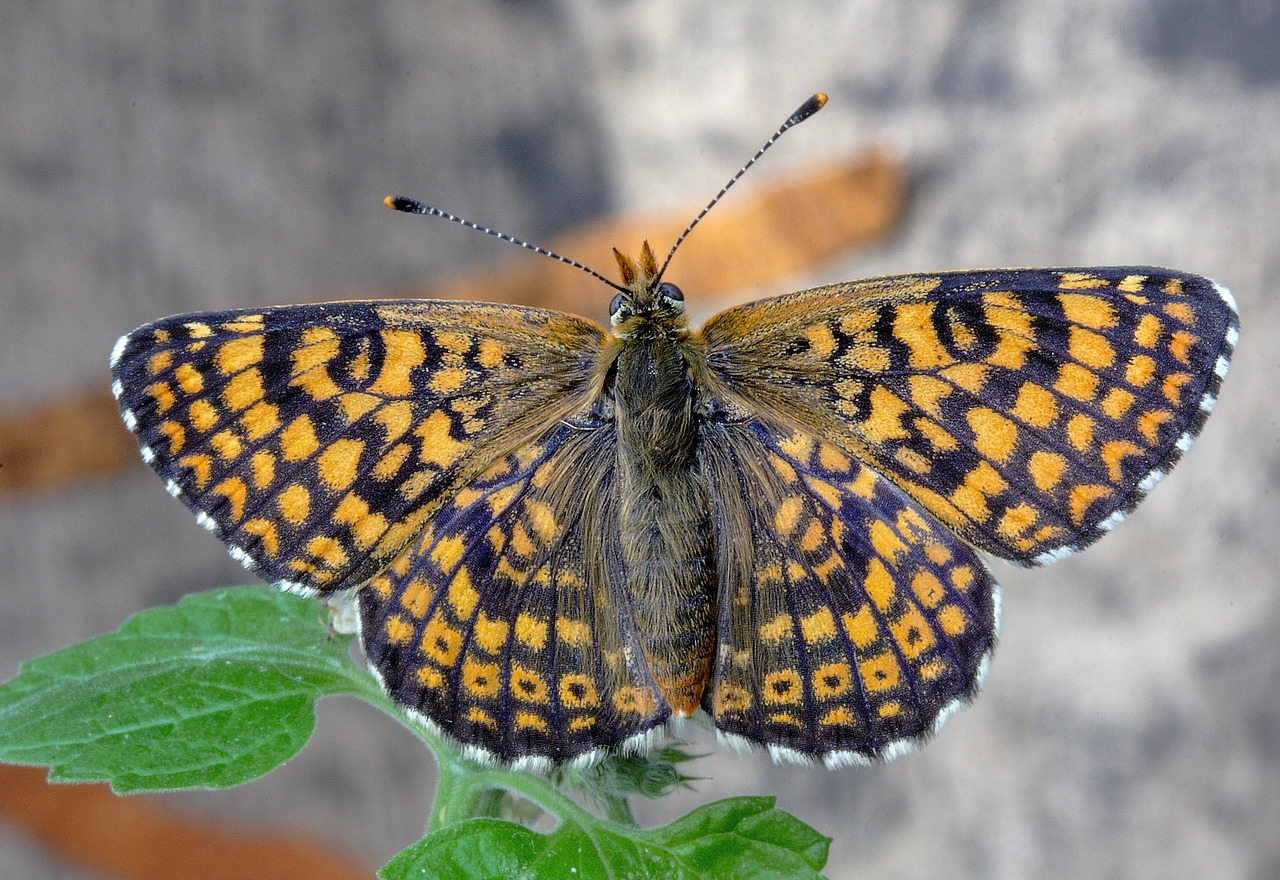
[110,94,1239,770]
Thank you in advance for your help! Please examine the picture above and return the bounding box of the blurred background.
[2,1,1277,878]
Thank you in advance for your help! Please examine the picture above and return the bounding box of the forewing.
[359,412,670,765]
[700,419,997,765]
[701,268,1238,563]
[111,300,605,592]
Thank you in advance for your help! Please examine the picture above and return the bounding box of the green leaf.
[380,796,830,880]
[0,588,378,792]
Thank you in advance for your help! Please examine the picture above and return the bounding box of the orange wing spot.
[906,374,953,418]
[774,496,804,537]
[515,613,548,651]
[472,612,509,654]
[1011,382,1058,428]
[1028,449,1067,491]
[859,387,911,443]
[968,406,1018,463]
[760,611,801,645]
[462,656,501,698]
[1163,301,1196,325]
[863,558,897,612]
[940,362,989,394]
[556,617,592,648]
[890,604,935,659]
[242,518,279,557]
[416,410,468,468]
[920,659,950,681]
[1136,409,1174,444]
[1069,326,1116,370]
[184,321,214,338]
[476,339,508,368]
[869,519,909,564]
[1058,272,1109,289]
[384,614,413,645]
[1116,275,1146,294]
[336,393,379,423]
[421,615,462,665]
[173,363,204,394]
[1060,292,1120,327]
[936,603,969,636]
[210,429,242,461]
[215,335,264,375]
[509,521,536,558]
[1066,413,1095,451]
[306,535,349,570]
[777,430,816,463]
[802,322,838,357]
[767,712,803,727]
[842,605,880,648]
[911,570,945,607]
[465,708,498,729]
[1134,313,1161,348]
[249,450,275,489]
[800,519,827,553]
[430,534,466,572]
[159,420,186,455]
[371,401,413,443]
[525,500,560,541]
[996,502,1038,539]
[1124,354,1157,388]
[894,448,932,474]
[812,662,853,699]
[371,443,411,481]
[568,716,598,732]
[280,415,320,461]
[212,477,248,521]
[1055,363,1098,402]
[950,461,1006,523]
[877,702,903,719]
[817,443,851,473]
[1169,329,1197,364]
[445,567,479,619]
[151,381,196,425]
[187,399,219,433]
[317,438,365,492]
[277,483,311,525]
[847,467,878,499]
[147,351,173,375]
[800,607,837,642]
[365,330,427,396]
[839,344,890,373]
[1068,484,1112,525]
[893,302,953,369]
[514,711,548,732]
[560,674,601,709]
[762,670,804,705]
[1101,387,1135,419]
[1100,440,1144,482]
[416,665,446,690]
[178,453,213,488]
[819,707,857,727]
[1162,372,1192,405]
[241,401,280,441]
[913,417,958,453]
[713,684,752,714]
[221,369,264,413]
[858,652,901,693]
[923,540,952,566]
[950,564,975,590]
[612,686,658,716]
[428,366,472,395]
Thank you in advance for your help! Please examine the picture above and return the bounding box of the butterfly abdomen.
[613,335,715,715]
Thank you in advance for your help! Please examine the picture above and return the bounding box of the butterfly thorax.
[608,244,714,716]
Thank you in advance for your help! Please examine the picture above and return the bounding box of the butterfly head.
[609,240,687,338]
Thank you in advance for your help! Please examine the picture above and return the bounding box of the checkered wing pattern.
[358,413,670,765]
[111,301,605,593]
[702,268,1238,565]
[700,419,997,764]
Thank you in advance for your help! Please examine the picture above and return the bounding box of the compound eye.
[657,282,684,303]
[609,292,626,317]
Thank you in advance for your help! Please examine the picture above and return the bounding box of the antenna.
[385,92,828,294]
[383,195,627,294]
[655,92,828,281]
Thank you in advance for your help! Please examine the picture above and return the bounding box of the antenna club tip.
[814,92,829,108]
[385,195,416,212]
[787,92,829,127]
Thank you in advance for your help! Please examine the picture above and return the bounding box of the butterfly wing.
[700,268,1238,564]
[111,300,606,593]
[699,418,997,765]
[359,410,670,765]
